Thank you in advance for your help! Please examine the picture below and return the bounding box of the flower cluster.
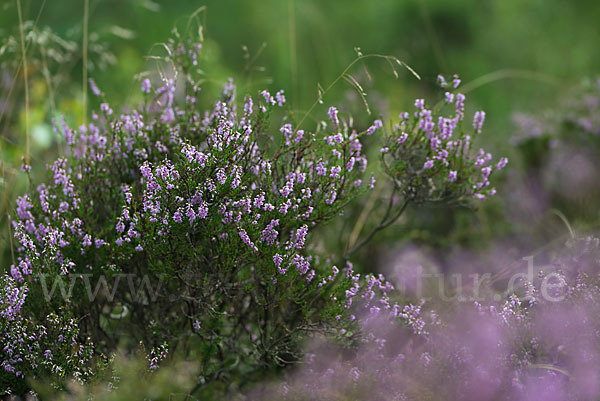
[1,29,507,396]
[511,77,600,217]
[382,75,506,204]
[1,35,409,394]
[250,235,600,401]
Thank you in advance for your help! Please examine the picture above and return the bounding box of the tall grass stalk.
[82,0,89,124]
[288,0,298,109]
[16,0,30,166]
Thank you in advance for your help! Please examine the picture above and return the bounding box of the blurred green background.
[2,0,600,266]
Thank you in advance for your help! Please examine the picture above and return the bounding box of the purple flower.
[238,228,258,252]
[231,165,242,189]
[452,74,461,88]
[455,93,465,119]
[261,90,275,105]
[88,78,101,96]
[366,120,383,135]
[280,176,295,197]
[328,106,339,128]
[316,162,326,176]
[186,204,197,225]
[275,90,286,106]
[161,107,175,124]
[347,157,356,171]
[197,201,208,219]
[100,103,112,116]
[216,168,227,185]
[481,166,492,180]
[424,160,434,169]
[260,219,280,246]
[349,367,361,382]
[280,123,293,146]
[496,157,508,170]
[294,225,308,249]
[369,176,376,189]
[243,95,253,115]
[173,208,183,223]
[20,161,31,174]
[292,254,310,275]
[141,78,151,94]
[330,165,341,179]
[15,195,33,221]
[473,110,486,134]
[82,234,92,247]
[437,74,448,88]
[398,132,408,144]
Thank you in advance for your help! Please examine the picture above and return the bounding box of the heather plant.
[342,76,507,261]
[246,234,600,401]
[0,15,118,265]
[511,77,600,224]
[47,231,600,401]
[0,274,94,394]
[381,75,505,205]
[0,26,507,398]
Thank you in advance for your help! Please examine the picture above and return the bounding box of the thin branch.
[346,183,384,252]
[345,196,410,259]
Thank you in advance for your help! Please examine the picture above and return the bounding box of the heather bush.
[38,234,600,400]
[1,28,506,398]
[245,235,600,401]
[511,78,600,223]
[0,274,94,393]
